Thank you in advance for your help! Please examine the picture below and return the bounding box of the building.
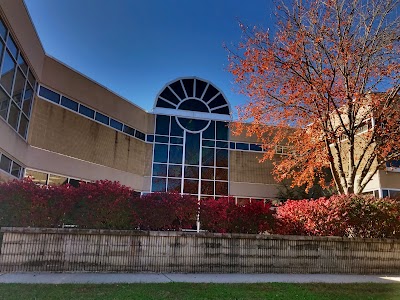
[0,1,398,200]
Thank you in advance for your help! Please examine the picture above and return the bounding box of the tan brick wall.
[230,151,276,184]
[29,98,152,177]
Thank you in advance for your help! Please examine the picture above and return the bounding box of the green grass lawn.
[1,283,400,300]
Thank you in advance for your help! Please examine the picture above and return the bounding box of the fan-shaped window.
[178,99,209,113]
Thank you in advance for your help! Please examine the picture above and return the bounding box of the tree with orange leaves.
[228,0,399,195]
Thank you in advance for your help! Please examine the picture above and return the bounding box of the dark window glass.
[216,141,228,148]
[154,144,168,163]
[250,144,262,151]
[216,149,228,167]
[184,166,199,179]
[185,133,200,165]
[184,179,198,194]
[156,98,175,109]
[39,86,60,104]
[109,118,122,130]
[27,69,35,89]
[7,101,19,130]
[178,117,209,132]
[216,168,228,180]
[202,140,215,147]
[123,125,135,136]
[152,177,166,192]
[79,104,95,118]
[68,178,81,188]
[0,50,15,94]
[178,98,209,112]
[0,154,12,172]
[216,121,228,140]
[201,167,214,180]
[146,134,154,142]
[201,180,214,195]
[195,79,207,99]
[383,190,389,198]
[202,147,214,166]
[0,19,6,39]
[387,160,400,168]
[10,161,22,178]
[153,163,167,177]
[215,181,228,195]
[169,145,183,164]
[170,80,186,100]
[135,130,145,140]
[156,115,170,135]
[17,54,28,74]
[212,106,230,115]
[202,85,219,102]
[168,164,182,177]
[170,137,183,144]
[170,117,183,136]
[208,94,227,109]
[155,135,169,143]
[95,112,109,125]
[6,35,17,58]
[12,69,24,106]
[18,114,28,139]
[167,178,181,192]
[61,96,78,111]
[230,142,235,149]
[182,79,194,97]
[160,87,180,105]
[0,87,9,119]
[22,85,33,116]
[236,143,249,150]
[203,121,215,139]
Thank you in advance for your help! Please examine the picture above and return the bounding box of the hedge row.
[1,179,399,238]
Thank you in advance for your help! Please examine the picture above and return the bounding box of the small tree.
[228,0,399,194]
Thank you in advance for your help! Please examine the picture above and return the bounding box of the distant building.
[0,1,398,200]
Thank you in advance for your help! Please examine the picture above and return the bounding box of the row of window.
[0,151,23,178]
[37,85,146,141]
[0,18,36,140]
[25,169,88,187]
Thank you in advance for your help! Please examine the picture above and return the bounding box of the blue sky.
[24,0,275,116]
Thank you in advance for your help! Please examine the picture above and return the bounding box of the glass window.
[156,115,170,135]
[12,69,24,106]
[48,174,68,186]
[182,78,194,97]
[25,169,47,185]
[27,69,35,89]
[184,166,199,179]
[146,134,154,142]
[169,145,183,164]
[216,121,228,140]
[79,104,95,119]
[156,98,175,109]
[236,143,249,150]
[203,121,215,139]
[383,190,389,198]
[203,140,215,147]
[212,106,230,115]
[168,164,182,177]
[160,86,180,104]
[61,96,78,111]
[208,94,227,109]
[110,119,123,131]
[185,133,200,165]
[152,177,166,192]
[250,144,262,151]
[195,79,207,98]
[202,84,219,102]
[155,135,169,143]
[170,137,183,144]
[167,178,181,192]
[6,35,17,58]
[170,117,183,136]
[22,85,33,117]
[0,87,9,119]
[178,98,209,112]
[216,149,228,167]
[95,112,109,125]
[18,114,28,139]
[154,144,168,163]
[68,178,81,187]
[216,141,228,148]
[170,80,186,100]
[178,117,209,132]
[201,167,214,180]
[0,154,12,173]
[17,53,28,74]
[215,181,228,195]
[10,161,22,178]
[201,147,214,166]
[201,180,214,195]
[123,124,135,136]
[230,142,235,149]
[0,50,15,94]
[184,179,198,194]
[39,86,60,104]
[0,19,6,39]
[153,163,167,177]
[216,168,228,180]
[7,101,19,130]
[135,130,145,140]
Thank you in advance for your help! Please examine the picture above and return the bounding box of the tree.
[228,0,399,194]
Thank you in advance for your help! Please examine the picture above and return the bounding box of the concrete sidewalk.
[1,272,400,284]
